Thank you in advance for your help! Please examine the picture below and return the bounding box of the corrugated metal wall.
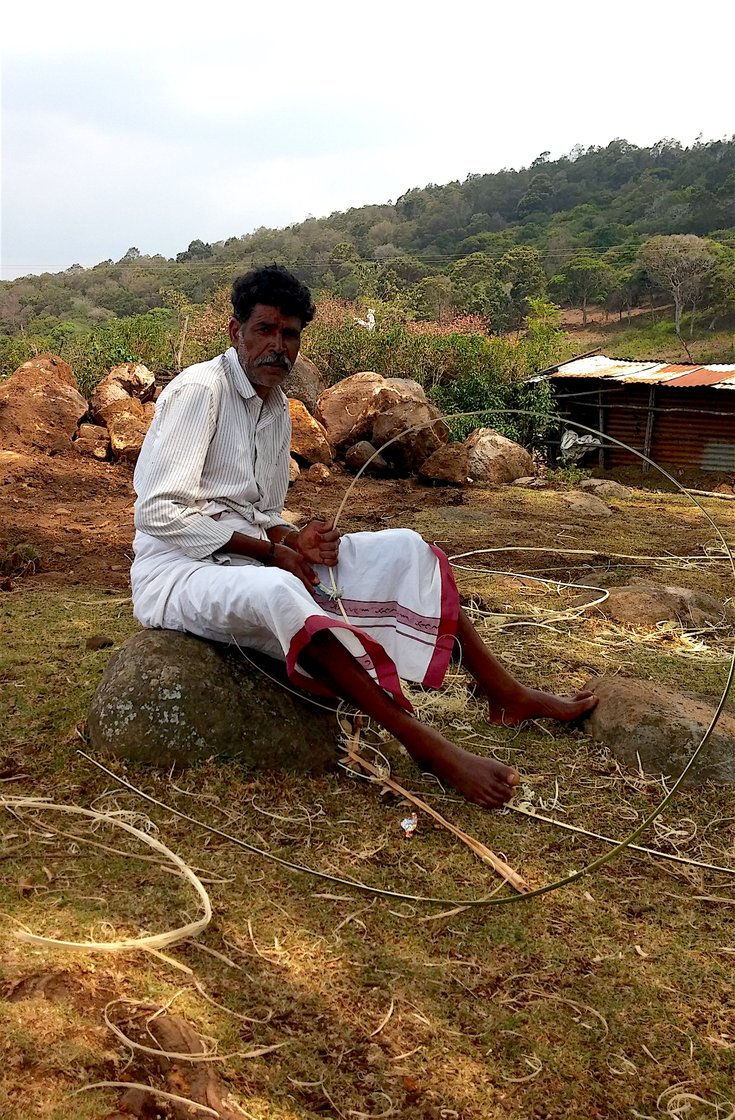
[553,378,735,472]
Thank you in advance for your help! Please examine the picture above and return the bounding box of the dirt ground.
[0,447,488,590]
[3,442,735,1120]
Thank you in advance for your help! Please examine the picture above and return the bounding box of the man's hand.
[294,520,340,566]
[270,543,319,591]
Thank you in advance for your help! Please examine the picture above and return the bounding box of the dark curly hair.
[231,265,315,328]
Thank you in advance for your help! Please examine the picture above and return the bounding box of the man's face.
[229,303,302,398]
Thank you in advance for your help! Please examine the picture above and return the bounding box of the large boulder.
[0,354,87,452]
[574,583,730,628]
[285,354,328,415]
[288,399,333,465]
[464,428,533,483]
[419,442,469,486]
[88,629,340,773]
[105,398,151,464]
[371,400,448,474]
[344,441,389,475]
[582,675,735,784]
[316,372,386,447]
[361,378,428,428]
[90,362,155,426]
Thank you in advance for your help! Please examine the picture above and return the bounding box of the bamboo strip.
[2,798,211,953]
[344,737,529,894]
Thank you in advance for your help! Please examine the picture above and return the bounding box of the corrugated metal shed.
[553,355,735,387]
[547,355,735,473]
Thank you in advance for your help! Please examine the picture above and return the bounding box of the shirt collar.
[223,347,288,413]
[224,347,257,401]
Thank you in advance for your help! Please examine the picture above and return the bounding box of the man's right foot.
[423,738,520,809]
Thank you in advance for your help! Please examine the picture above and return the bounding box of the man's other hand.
[295,520,340,566]
[271,543,318,590]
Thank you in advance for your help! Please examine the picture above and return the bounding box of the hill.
[2,137,735,343]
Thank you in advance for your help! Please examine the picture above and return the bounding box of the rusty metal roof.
[552,355,735,389]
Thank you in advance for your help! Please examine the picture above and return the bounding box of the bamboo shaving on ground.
[1,797,211,954]
[103,997,287,1063]
[341,721,529,893]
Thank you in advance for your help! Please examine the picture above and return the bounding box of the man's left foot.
[488,688,598,726]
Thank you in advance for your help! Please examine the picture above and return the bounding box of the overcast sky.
[2,0,733,280]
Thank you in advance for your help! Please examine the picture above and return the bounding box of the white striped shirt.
[133,347,292,559]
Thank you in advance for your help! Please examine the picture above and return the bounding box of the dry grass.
[2,485,735,1118]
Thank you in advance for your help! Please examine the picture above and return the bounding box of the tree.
[0,289,31,333]
[497,246,547,327]
[705,243,735,325]
[637,234,715,335]
[450,252,497,286]
[327,241,361,280]
[550,251,614,326]
[412,275,455,323]
[176,239,213,263]
[524,297,565,372]
[516,173,556,218]
[605,266,646,323]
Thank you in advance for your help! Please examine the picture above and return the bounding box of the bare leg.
[455,608,598,725]
[300,631,519,808]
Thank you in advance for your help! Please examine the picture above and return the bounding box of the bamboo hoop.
[1,798,211,953]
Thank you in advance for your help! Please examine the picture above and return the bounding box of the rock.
[317,374,444,472]
[86,634,114,651]
[285,354,328,415]
[419,442,469,485]
[316,372,386,447]
[77,422,109,441]
[306,463,331,483]
[362,377,428,428]
[511,475,549,489]
[105,399,151,464]
[573,583,729,628]
[288,399,333,465]
[74,436,110,461]
[88,629,340,772]
[561,491,612,517]
[0,354,87,452]
[75,420,111,459]
[578,478,632,499]
[90,363,155,426]
[344,441,388,474]
[371,401,448,474]
[571,566,619,588]
[464,428,534,483]
[289,457,300,484]
[582,675,735,784]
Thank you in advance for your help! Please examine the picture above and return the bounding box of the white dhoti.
[131,517,459,712]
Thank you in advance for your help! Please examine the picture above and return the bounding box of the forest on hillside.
[2,136,735,387]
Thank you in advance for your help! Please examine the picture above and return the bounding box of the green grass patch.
[2,489,735,1119]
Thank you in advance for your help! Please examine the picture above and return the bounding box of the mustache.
[253,353,293,371]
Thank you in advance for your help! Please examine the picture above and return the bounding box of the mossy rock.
[583,675,735,784]
[88,629,340,773]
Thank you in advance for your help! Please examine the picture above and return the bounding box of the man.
[132,265,596,808]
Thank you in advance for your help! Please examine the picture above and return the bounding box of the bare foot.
[487,687,598,726]
[405,727,520,809]
[439,747,521,809]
